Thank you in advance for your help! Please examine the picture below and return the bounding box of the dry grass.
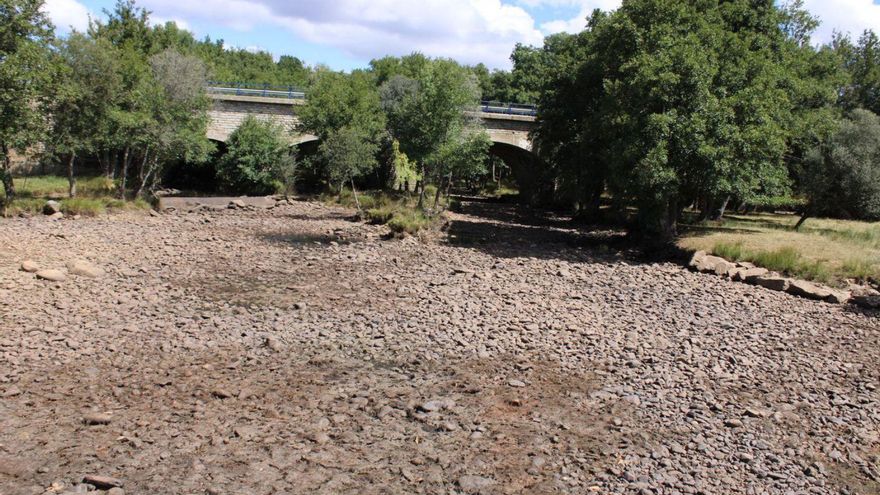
[1,175,150,217]
[679,213,880,287]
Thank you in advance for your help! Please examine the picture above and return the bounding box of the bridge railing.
[205,83,538,115]
[480,101,538,117]
[206,81,307,100]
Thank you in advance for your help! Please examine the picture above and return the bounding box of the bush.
[216,116,293,195]
[802,109,880,221]
[387,209,433,235]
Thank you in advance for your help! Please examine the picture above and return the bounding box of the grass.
[1,175,150,217]
[680,213,880,287]
[322,188,445,235]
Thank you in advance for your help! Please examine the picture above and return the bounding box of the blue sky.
[44,0,880,71]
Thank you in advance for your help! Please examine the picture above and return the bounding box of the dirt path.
[0,200,877,494]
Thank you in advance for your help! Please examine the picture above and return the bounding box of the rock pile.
[688,250,854,305]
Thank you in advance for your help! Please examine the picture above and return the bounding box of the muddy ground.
[0,199,878,495]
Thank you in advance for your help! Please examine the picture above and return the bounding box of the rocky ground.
[0,199,878,495]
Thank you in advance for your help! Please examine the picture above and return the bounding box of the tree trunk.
[432,176,444,210]
[350,178,362,213]
[68,153,77,198]
[794,211,809,231]
[136,151,156,198]
[711,195,730,221]
[0,143,15,205]
[416,166,427,210]
[119,146,131,199]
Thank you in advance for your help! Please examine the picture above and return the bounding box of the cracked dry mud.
[0,199,878,495]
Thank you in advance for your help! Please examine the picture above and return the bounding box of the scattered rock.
[66,260,104,278]
[48,211,64,220]
[81,475,123,489]
[229,199,246,209]
[35,269,66,282]
[458,475,496,493]
[82,413,112,425]
[43,200,61,215]
[508,379,526,388]
[211,388,233,399]
[20,260,39,273]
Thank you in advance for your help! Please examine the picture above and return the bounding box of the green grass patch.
[2,175,149,218]
[387,209,434,235]
[323,188,444,235]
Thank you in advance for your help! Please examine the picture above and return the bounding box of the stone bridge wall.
[207,95,536,152]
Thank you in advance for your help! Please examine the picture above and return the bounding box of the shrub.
[388,209,433,235]
[801,109,880,222]
[60,198,107,216]
[216,116,293,195]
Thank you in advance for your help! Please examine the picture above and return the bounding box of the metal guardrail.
[205,83,538,116]
[480,101,538,117]
[207,82,306,100]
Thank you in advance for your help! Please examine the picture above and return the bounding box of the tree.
[799,109,880,227]
[298,68,386,190]
[533,0,835,239]
[380,58,488,208]
[319,127,379,211]
[216,115,292,195]
[834,30,880,114]
[49,34,121,197]
[0,0,54,204]
[139,48,212,196]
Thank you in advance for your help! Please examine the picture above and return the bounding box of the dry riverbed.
[0,199,878,495]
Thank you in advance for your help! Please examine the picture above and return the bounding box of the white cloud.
[804,0,880,43]
[43,0,91,32]
[537,0,621,34]
[140,0,544,68]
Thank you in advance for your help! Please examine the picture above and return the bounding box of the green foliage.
[299,69,385,141]
[216,115,292,195]
[319,127,380,189]
[533,0,841,237]
[391,140,419,191]
[834,30,880,114]
[802,109,880,220]
[0,0,54,202]
[387,209,433,235]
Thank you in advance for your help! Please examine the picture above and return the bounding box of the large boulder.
[786,280,833,301]
[43,200,61,215]
[714,260,736,276]
[66,260,104,278]
[694,254,729,274]
[35,269,66,282]
[738,267,769,283]
[688,251,707,269]
[754,275,790,292]
[20,260,39,273]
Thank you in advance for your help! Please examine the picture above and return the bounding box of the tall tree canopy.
[0,0,54,203]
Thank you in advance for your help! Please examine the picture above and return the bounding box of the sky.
[43,0,880,71]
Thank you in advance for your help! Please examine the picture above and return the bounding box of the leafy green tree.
[380,58,487,207]
[217,115,292,195]
[139,48,212,196]
[534,0,838,238]
[299,68,385,141]
[0,0,54,204]
[834,30,880,114]
[49,34,121,197]
[799,109,880,226]
[319,126,379,210]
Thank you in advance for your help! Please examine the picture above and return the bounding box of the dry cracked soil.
[0,199,878,495]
